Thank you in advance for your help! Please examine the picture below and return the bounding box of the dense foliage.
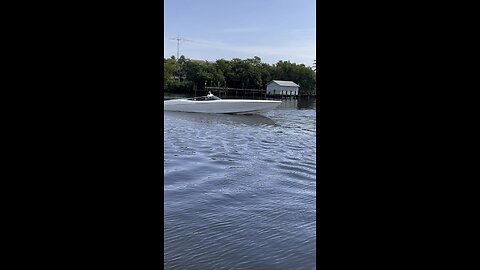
[164,56,316,94]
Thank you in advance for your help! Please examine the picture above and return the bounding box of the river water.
[164,96,316,269]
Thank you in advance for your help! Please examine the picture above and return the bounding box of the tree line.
[164,55,316,94]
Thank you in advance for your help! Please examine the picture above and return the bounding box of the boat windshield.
[188,95,221,101]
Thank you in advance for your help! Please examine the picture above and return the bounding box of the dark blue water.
[164,97,316,269]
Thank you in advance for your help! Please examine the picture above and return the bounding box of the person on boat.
[207,91,214,100]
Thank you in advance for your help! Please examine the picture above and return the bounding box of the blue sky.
[164,0,316,66]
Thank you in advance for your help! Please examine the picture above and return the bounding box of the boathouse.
[266,80,300,96]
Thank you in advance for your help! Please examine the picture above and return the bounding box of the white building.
[266,80,300,96]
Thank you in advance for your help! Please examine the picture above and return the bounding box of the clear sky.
[164,0,316,66]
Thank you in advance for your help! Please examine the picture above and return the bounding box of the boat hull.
[164,99,281,114]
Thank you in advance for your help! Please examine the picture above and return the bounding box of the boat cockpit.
[187,96,221,101]
[187,92,221,101]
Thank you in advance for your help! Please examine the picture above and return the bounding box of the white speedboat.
[164,93,281,114]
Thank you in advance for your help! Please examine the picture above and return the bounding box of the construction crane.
[169,35,192,60]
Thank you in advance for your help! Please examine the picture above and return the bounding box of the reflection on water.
[164,111,277,126]
[277,97,316,110]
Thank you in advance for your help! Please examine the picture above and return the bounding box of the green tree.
[164,55,316,94]
[164,57,177,89]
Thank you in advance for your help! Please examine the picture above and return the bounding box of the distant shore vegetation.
[164,55,316,94]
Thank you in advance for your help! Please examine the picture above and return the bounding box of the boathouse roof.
[267,80,300,87]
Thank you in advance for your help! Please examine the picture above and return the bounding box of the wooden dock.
[204,86,315,100]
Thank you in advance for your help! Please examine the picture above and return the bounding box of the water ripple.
[164,105,316,270]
